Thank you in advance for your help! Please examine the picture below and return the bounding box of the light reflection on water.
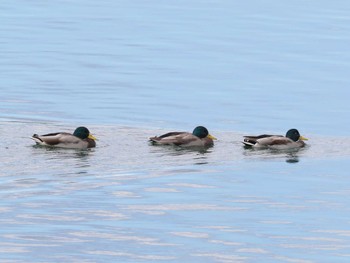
[1,122,350,262]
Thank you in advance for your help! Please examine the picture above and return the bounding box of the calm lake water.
[1,1,350,262]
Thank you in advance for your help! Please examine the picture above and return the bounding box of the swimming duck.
[243,128,308,149]
[150,126,216,147]
[32,126,97,149]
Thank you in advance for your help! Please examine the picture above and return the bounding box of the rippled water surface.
[1,1,350,262]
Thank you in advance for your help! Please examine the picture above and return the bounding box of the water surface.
[1,1,350,262]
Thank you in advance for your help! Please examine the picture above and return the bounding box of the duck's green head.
[192,126,217,140]
[286,129,308,142]
[73,127,97,140]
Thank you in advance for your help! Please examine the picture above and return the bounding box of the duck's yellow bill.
[299,136,308,141]
[207,134,217,140]
[88,134,97,140]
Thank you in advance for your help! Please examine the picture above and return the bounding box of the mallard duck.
[32,126,97,149]
[150,126,217,147]
[243,128,308,149]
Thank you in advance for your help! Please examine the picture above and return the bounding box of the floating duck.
[150,126,216,147]
[32,126,96,149]
[243,128,307,149]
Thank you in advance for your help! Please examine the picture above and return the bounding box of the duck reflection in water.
[243,145,307,163]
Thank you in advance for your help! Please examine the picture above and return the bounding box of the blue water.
[1,1,350,262]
